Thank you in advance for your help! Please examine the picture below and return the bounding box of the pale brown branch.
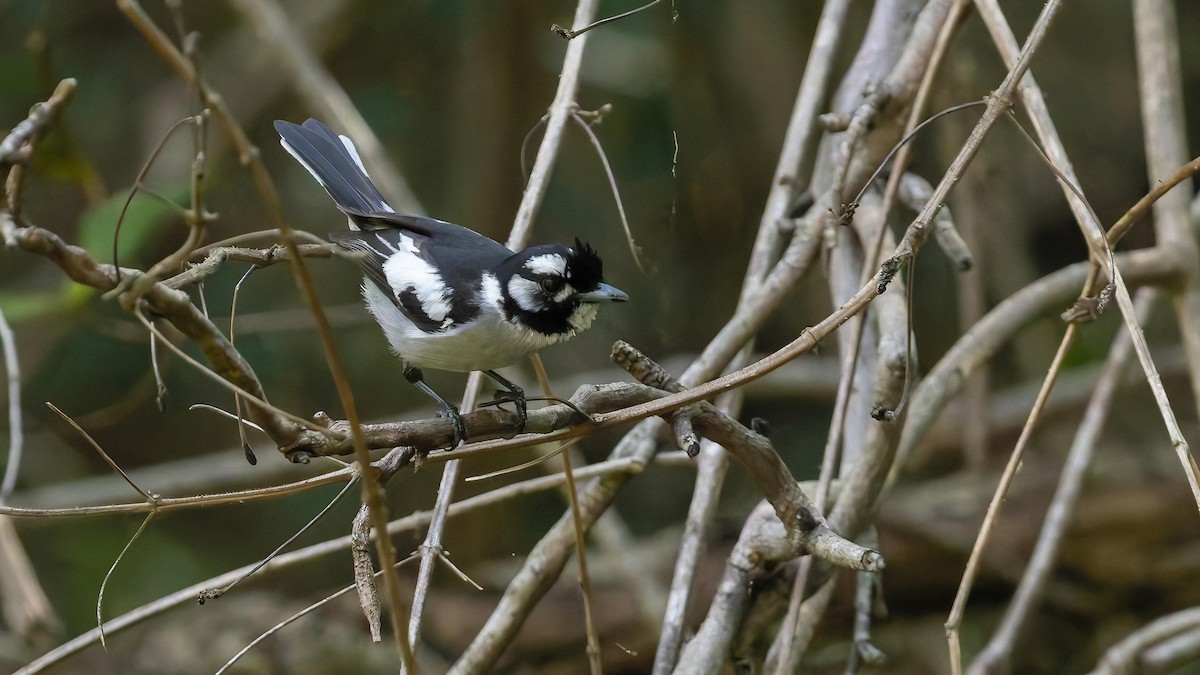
[1132,0,1200,478]
[0,78,76,165]
[0,516,60,648]
[15,453,670,674]
[969,290,1156,674]
[612,341,881,570]
[409,0,603,659]
[1091,606,1200,675]
[0,307,22,502]
[6,222,314,450]
[116,4,414,661]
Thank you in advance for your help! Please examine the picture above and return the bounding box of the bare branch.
[5,221,319,452]
[408,0,602,657]
[0,516,60,646]
[0,307,22,502]
[1091,606,1200,675]
[0,78,75,165]
[14,453,676,674]
[969,290,1156,674]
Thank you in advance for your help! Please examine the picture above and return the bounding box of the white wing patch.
[381,239,454,323]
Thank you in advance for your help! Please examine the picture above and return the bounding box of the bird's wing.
[331,228,500,333]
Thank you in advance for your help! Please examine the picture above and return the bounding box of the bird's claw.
[438,404,468,448]
[496,386,527,434]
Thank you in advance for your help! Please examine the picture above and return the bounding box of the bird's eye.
[540,277,559,291]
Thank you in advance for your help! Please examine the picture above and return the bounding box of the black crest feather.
[568,238,604,291]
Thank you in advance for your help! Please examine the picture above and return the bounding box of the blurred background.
[2,1,1200,673]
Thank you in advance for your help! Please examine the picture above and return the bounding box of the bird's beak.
[576,282,629,303]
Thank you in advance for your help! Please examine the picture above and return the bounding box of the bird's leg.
[404,364,467,447]
[483,370,527,434]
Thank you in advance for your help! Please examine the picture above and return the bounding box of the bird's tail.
[274,118,393,216]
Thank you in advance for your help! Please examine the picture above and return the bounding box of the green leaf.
[77,182,190,267]
[0,283,96,321]
[0,290,72,320]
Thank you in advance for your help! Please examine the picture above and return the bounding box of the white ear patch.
[524,254,567,276]
[507,276,546,313]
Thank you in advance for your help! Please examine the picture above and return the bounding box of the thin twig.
[945,319,1080,674]
[199,476,360,603]
[97,512,155,650]
[44,403,155,502]
[107,114,199,285]
[132,309,327,435]
[972,1,1196,520]
[552,0,662,39]
[464,438,579,482]
[1131,0,1200,493]
[407,375,480,657]
[214,552,422,675]
[14,453,673,674]
[148,328,168,411]
[531,354,603,675]
[230,265,258,464]
[569,108,646,273]
[1,463,355,519]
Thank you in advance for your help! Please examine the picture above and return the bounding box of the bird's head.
[496,238,628,336]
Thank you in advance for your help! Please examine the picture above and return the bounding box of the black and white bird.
[275,118,627,445]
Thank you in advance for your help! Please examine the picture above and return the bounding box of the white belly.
[362,281,586,372]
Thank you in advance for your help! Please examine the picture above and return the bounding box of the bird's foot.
[438,403,468,448]
[489,385,527,434]
[482,370,528,435]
